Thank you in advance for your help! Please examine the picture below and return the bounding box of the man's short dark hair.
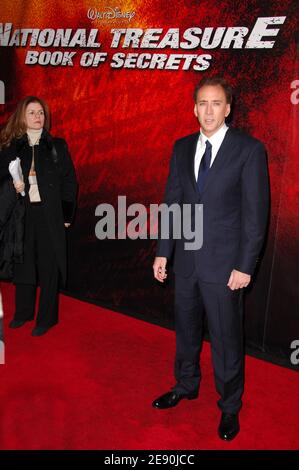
[193,77,233,104]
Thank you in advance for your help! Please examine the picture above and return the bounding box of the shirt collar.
[200,123,228,147]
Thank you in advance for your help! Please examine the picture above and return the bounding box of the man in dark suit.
[152,77,269,441]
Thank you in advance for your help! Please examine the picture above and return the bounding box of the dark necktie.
[197,140,212,195]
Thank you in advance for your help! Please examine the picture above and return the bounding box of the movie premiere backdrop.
[0,0,298,368]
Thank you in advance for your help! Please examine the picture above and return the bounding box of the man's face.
[194,85,231,137]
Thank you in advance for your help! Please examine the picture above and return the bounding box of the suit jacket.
[156,127,270,283]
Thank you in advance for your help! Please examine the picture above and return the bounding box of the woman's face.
[24,102,45,130]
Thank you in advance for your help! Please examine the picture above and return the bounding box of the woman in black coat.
[0,96,78,336]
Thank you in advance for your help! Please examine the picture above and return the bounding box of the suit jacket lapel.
[200,127,238,196]
[187,132,200,193]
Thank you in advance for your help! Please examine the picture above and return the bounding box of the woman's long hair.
[0,96,50,149]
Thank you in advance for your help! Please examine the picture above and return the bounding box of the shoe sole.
[218,427,240,441]
[187,394,198,400]
[152,393,198,409]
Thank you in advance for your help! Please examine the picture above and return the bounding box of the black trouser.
[14,203,59,328]
[174,271,244,414]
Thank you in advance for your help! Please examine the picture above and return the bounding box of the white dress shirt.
[194,123,229,180]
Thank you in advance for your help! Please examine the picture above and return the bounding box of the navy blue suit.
[157,127,269,413]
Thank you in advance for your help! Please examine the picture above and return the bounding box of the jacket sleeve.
[0,177,17,228]
[60,140,78,224]
[234,142,270,275]
[0,142,18,182]
[156,144,183,259]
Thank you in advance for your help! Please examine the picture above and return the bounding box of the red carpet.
[0,282,298,450]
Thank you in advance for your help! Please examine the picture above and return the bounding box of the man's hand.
[13,181,25,194]
[227,269,251,290]
[153,257,168,283]
[64,223,71,228]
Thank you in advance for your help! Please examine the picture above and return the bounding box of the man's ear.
[194,103,198,118]
[225,104,231,118]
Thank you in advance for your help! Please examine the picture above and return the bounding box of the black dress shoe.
[31,325,52,336]
[152,390,198,409]
[218,413,240,441]
[9,319,28,328]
